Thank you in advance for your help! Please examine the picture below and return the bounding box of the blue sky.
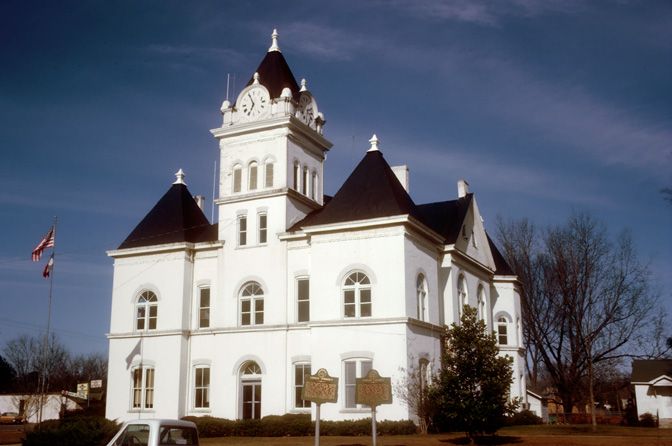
[1,0,670,356]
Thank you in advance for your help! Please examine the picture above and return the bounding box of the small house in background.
[526,389,548,422]
[632,359,672,428]
[0,393,80,423]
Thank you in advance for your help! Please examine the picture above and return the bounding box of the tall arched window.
[343,272,371,318]
[248,162,258,190]
[417,274,428,322]
[293,162,300,190]
[232,165,242,193]
[265,161,274,188]
[240,282,264,326]
[477,285,486,322]
[419,358,430,393]
[239,361,262,419]
[497,317,509,345]
[302,166,309,195]
[311,172,317,200]
[136,291,157,331]
[457,275,467,322]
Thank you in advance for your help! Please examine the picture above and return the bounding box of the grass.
[200,425,672,446]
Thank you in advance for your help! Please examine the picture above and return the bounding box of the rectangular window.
[254,299,264,325]
[294,363,311,408]
[258,214,267,244]
[132,367,155,409]
[302,167,308,195]
[344,360,372,409]
[293,164,299,190]
[265,163,273,188]
[297,278,309,322]
[498,325,508,345]
[241,300,251,326]
[194,366,210,409]
[344,290,355,318]
[238,216,247,246]
[311,173,317,200]
[199,288,210,328]
[233,168,241,193]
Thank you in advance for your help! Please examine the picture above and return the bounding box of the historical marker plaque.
[302,368,338,404]
[355,369,392,408]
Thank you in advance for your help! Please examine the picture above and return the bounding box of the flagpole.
[38,216,56,425]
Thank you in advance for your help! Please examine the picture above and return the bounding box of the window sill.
[191,408,211,413]
[128,409,155,413]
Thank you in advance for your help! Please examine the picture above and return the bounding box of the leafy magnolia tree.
[497,212,662,421]
[429,306,513,442]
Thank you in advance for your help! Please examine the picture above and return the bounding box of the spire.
[300,78,307,92]
[367,134,380,152]
[268,29,280,52]
[173,168,186,185]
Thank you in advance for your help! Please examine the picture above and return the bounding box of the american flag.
[42,254,54,278]
[32,226,55,262]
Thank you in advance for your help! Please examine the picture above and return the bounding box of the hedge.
[183,414,417,437]
[23,416,119,446]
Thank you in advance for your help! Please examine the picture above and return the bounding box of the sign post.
[355,369,392,446]
[301,368,338,446]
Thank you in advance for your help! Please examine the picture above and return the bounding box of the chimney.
[391,165,409,192]
[193,195,205,211]
[457,179,469,198]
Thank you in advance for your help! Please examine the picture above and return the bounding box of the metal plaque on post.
[302,368,338,404]
[355,369,392,407]
[355,369,392,446]
[302,368,338,446]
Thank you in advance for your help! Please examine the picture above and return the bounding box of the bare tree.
[394,359,432,434]
[3,334,69,393]
[497,212,662,425]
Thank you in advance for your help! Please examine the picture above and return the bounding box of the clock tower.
[211,29,332,245]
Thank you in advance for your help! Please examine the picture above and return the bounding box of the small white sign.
[90,379,103,389]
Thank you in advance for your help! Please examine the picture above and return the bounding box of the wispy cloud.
[382,0,584,25]
[280,23,385,61]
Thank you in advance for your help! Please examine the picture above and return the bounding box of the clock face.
[298,94,315,125]
[239,87,269,120]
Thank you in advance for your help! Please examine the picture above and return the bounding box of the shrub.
[183,414,416,437]
[639,412,657,428]
[23,416,119,446]
[505,409,543,426]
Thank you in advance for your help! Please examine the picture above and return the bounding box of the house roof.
[290,149,420,229]
[246,50,300,101]
[118,183,217,249]
[415,196,472,244]
[632,359,672,384]
[488,234,515,275]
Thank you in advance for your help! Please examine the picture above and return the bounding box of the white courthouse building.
[105,31,526,423]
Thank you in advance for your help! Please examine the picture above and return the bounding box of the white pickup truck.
[106,419,199,446]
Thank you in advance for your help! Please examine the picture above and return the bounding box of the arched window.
[265,161,274,188]
[419,358,430,393]
[311,172,317,200]
[136,291,157,331]
[239,361,262,419]
[248,162,258,190]
[477,285,486,322]
[240,282,264,326]
[293,162,300,190]
[417,274,428,322]
[343,272,371,318]
[302,166,309,195]
[457,275,467,322]
[233,165,242,193]
[497,317,509,345]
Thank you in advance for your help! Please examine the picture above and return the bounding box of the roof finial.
[300,78,308,92]
[253,72,260,84]
[368,134,380,152]
[269,29,280,52]
[173,168,186,185]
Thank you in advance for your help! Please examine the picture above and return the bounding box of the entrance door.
[242,381,261,419]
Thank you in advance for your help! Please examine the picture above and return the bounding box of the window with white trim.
[419,358,430,393]
[294,363,311,409]
[297,278,309,322]
[343,359,372,409]
[343,272,371,318]
[240,282,264,326]
[417,274,428,322]
[238,215,247,246]
[258,213,267,245]
[233,165,242,193]
[477,285,486,323]
[136,291,157,331]
[248,162,258,191]
[265,161,274,188]
[497,317,509,345]
[240,361,262,419]
[293,162,300,190]
[311,172,317,200]
[198,287,210,329]
[302,167,309,195]
[132,366,154,409]
[194,366,210,409]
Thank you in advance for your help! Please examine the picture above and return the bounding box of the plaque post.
[354,369,392,446]
[315,403,321,446]
[371,406,377,446]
